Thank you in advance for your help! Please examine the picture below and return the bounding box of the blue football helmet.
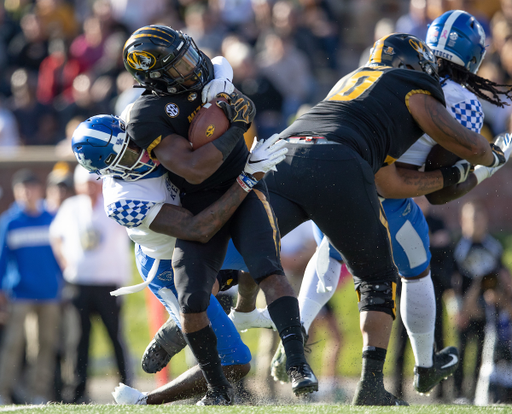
[426,10,486,74]
[71,114,158,181]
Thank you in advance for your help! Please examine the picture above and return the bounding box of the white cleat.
[112,383,148,405]
[228,307,276,332]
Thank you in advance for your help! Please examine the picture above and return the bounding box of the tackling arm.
[150,134,286,242]
[408,94,494,166]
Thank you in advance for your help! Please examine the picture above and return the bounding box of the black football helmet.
[123,25,212,95]
[367,33,439,81]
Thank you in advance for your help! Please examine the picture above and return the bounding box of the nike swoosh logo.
[163,55,172,63]
[441,354,458,369]
[248,159,264,164]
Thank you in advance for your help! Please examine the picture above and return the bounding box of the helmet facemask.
[124,26,211,96]
[72,115,159,182]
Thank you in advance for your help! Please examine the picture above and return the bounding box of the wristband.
[439,165,460,187]
[473,165,489,185]
[236,171,258,192]
[212,126,245,160]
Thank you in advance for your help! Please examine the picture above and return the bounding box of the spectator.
[49,165,132,403]
[8,68,60,145]
[452,199,504,404]
[7,13,49,73]
[44,162,74,214]
[224,39,284,138]
[0,168,63,405]
[256,30,314,125]
[474,267,512,405]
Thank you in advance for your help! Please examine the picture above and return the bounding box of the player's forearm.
[409,94,493,166]
[376,168,444,199]
[150,181,249,243]
[425,174,478,205]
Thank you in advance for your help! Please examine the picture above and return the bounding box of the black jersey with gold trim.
[125,88,248,193]
[279,67,445,173]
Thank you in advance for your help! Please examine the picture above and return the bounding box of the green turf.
[2,404,512,413]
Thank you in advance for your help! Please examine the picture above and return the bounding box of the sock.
[361,346,387,383]
[298,255,341,333]
[183,325,230,390]
[401,274,436,367]
[267,296,305,369]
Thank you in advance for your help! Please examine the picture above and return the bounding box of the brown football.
[424,144,460,204]
[188,97,229,149]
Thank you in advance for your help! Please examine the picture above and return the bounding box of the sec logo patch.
[165,103,179,118]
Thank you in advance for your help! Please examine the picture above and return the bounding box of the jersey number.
[327,70,384,102]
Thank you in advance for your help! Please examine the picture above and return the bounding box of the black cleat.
[287,362,319,396]
[196,386,234,406]
[352,380,409,406]
[414,346,459,395]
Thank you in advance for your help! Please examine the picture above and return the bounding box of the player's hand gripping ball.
[188,96,229,149]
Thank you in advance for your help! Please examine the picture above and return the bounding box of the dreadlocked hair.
[438,60,512,108]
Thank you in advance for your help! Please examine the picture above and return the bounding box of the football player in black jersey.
[121,25,317,405]
[261,33,509,406]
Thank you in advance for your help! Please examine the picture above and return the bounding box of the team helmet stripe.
[437,10,464,50]
[372,33,394,64]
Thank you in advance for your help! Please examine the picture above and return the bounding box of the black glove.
[216,91,256,131]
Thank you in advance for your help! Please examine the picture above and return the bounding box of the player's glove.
[440,159,471,187]
[112,383,148,405]
[201,78,235,103]
[488,133,512,168]
[216,90,256,131]
[237,134,288,192]
[474,133,512,184]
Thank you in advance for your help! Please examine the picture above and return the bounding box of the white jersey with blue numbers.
[102,166,180,260]
[397,78,484,166]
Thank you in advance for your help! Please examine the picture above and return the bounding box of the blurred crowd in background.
[0,0,511,407]
[0,0,511,152]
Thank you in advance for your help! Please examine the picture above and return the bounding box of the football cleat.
[271,325,309,383]
[228,307,276,332]
[196,386,234,406]
[112,383,148,405]
[142,317,187,374]
[414,346,459,395]
[288,362,319,396]
[352,380,409,406]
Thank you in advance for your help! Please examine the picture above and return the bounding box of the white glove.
[112,383,148,405]
[201,78,235,103]
[244,134,288,176]
[474,133,512,184]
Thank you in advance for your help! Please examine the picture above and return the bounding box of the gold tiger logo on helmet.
[126,51,156,71]
[206,125,215,137]
[409,38,434,61]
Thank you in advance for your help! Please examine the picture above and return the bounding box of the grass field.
[2,404,512,414]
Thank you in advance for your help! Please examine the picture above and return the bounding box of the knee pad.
[356,280,397,319]
[180,290,211,314]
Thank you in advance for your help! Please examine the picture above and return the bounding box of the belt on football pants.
[284,136,340,145]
